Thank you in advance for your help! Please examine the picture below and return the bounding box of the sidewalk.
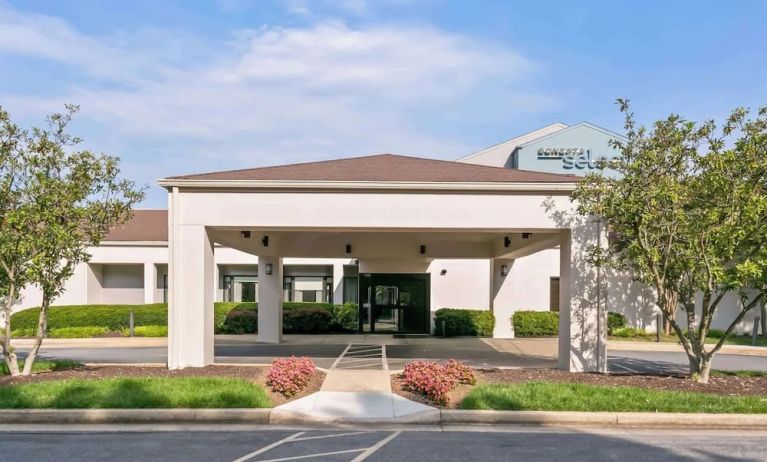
[608,341,767,357]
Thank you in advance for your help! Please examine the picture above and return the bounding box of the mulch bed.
[392,368,767,409]
[0,365,324,406]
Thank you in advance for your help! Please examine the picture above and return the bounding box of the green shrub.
[214,302,257,333]
[607,312,627,334]
[330,303,358,332]
[12,301,351,336]
[10,328,37,338]
[48,326,109,338]
[512,311,559,337]
[284,302,334,310]
[10,304,168,331]
[284,307,333,333]
[611,327,644,338]
[705,328,726,338]
[121,325,168,337]
[219,309,258,334]
[434,309,495,337]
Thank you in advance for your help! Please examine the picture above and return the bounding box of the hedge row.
[10,304,169,331]
[512,311,630,337]
[10,302,357,336]
[434,308,495,337]
[512,311,559,337]
[219,303,358,334]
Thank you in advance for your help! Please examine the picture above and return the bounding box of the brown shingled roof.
[105,210,167,242]
[166,154,579,183]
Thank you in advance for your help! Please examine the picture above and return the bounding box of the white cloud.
[0,3,554,205]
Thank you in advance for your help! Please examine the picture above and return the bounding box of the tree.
[574,100,767,383]
[0,105,144,376]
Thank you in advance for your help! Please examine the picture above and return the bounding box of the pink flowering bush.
[266,356,316,397]
[444,359,477,386]
[401,360,475,405]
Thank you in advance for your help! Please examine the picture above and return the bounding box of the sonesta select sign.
[536,147,610,170]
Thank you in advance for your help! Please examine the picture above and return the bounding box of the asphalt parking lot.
[0,426,765,462]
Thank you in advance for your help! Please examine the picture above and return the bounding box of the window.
[223,275,258,302]
[283,276,332,303]
[343,276,359,304]
[549,277,560,312]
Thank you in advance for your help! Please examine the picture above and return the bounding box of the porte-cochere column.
[558,218,608,373]
[168,218,215,369]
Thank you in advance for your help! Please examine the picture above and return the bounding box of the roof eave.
[157,178,578,192]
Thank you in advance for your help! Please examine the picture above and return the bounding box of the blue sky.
[1,0,766,207]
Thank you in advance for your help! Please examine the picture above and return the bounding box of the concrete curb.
[269,408,440,425]
[0,409,270,424]
[2,408,767,428]
[439,410,767,428]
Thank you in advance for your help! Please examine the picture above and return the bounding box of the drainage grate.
[330,344,388,370]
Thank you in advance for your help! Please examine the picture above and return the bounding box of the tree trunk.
[687,352,712,384]
[662,293,678,336]
[21,293,49,376]
[2,285,20,376]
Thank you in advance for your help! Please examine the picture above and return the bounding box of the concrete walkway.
[273,342,437,423]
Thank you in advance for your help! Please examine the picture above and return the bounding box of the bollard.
[753,316,761,346]
[656,313,662,342]
[129,308,135,337]
[441,319,446,338]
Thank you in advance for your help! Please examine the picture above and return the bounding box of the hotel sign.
[537,147,608,169]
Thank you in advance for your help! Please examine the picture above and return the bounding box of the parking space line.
[256,448,367,462]
[610,362,640,373]
[338,356,383,362]
[335,364,383,369]
[344,351,381,361]
[329,344,352,370]
[345,349,381,355]
[231,432,305,462]
[291,431,368,442]
[349,431,401,462]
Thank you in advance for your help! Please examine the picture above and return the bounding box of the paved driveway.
[13,335,767,373]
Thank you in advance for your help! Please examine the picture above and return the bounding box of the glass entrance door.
[359,273,430,334]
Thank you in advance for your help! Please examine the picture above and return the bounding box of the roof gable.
[164,153,578,183]
[458,123,568,167]
[516,122,625,149]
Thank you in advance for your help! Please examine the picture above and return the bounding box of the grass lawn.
[711,370,767,378]
[459,382,767,413]
[0,377,271,408]
[1,359,81,375]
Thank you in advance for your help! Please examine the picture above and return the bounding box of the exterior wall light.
[265,263,273,275]
[500,264,510,276]
[262,235,269,247]
[346,244,352,254]
[420,245,426,255]
[504,236,511,248]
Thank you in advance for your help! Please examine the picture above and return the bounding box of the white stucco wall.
[492,248,560,338]
[10,242,352,313]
